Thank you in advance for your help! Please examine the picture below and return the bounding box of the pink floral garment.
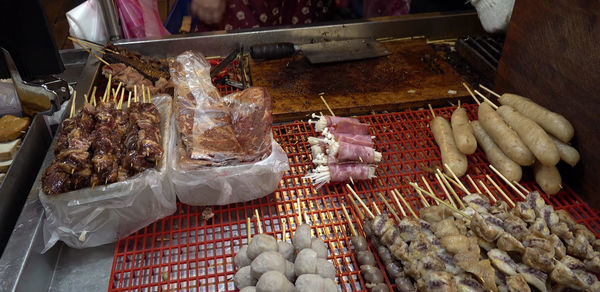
[195,0,410,32]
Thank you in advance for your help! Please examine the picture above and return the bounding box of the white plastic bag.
[40,95,175,251]
[168,120,289,206]
[66,0,108,45]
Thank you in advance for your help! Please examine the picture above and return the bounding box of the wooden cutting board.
[250,39,469,122]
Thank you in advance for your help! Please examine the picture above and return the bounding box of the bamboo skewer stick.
[67,36,108,55]
[489,165,526,200]
[297,198,303,225]
[254,209,263,234]
[90,86,97,105]
[346,184,375,218]
[437,169,466,209]
[113,82,122,102]
[513,181,530,194]
[474,90,498,110]
[134,85,138,103]
[428,104,436,119]
[479,84,501,98]
[69,37,110,66]
[377,193,401,222]
[421,177,435,199]
[486,175,515,206]
[347,195,364,221]
[435,172,457,208]
[142,84,146,103]
[320,95,335,116]
[372,203,381,215]
[103,74,112,102]
[69,91,77,118]
[409,183,469,219]
[281,218,287,242]
[340,204,357,236]
[444,163,469,193]
[477,180,498,203]
[147,87,152,103]
[390,189,408,218]
[68,36,120,54]
[416,187,430,207]
[247,217,252,242]
[118,88,125,109]
[466,174,482,194]
[462,82,480,105]
[394,189,417,219]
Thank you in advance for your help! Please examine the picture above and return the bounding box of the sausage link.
[451,107,477,155]
[533,160,561,195]
[478,103,535,166]
[497,105,560,166]
[472,121,522,182]
[550,136,580,167]
[499,93,574,142]
[431,116,468,177]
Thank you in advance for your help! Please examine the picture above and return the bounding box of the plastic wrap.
[168,51,289,206]
[66,0,108,45]
[40,95,175,251]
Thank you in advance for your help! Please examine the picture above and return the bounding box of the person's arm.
[191,0,227,25]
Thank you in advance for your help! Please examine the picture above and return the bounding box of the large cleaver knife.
[250,39,391,64]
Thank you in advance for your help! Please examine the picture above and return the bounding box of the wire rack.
[108,76,600,291]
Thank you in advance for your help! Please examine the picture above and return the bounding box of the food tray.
[108,103,600,291]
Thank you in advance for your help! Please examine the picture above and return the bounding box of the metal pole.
[98,0,123,41]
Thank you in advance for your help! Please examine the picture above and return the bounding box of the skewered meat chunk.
[516,264,548,292]
[488,249,518,276]
[42,163,71,195]
[235,245,252,268]
[351,235,368,252]
[396,275,417,292]
[256,271,294,292]
[363,220,374,237]
[455,273,485,292]
[247,234,278,260]
[397,217,424,242]
[489,200,510,220]
[502,215,530,241]
[381,227,400,246]
[556,209,578,229]
[361,265,385,284]
[566,233,595,260]
[505,274,530,292]
[250,251,286,279]
[549,234,567,259]
[522,247,555,273]
[496,233,525,254]
[414,252,446,278]
[377,245,395,264]
[437,250,462,275]
[470,212,504,242]
[372,215,395,237]
[458,259,498,292]
[526,191,546,214]
[384,261,404,279]
[357,250,376,266]
[440,235,471,254]
[417,271,456,292]
[311,238,328,259]
[370,283,390,292]
[234,266,257,289]
[574,224,597,243]
[292,224,312,251]
[539,205,559,227]
[432,218,461,238]
[463,193,491,214]
[550,256,588,290]
[295,248,317,276]
[389,240,409,262]
[315,258,336,280]
[278,241,295,262]
[522,233,554,253]
[584,253,600,273]
[512,202,536,223]
[420,205,454,224]
[551,222,574,241]
[529,217,550,236]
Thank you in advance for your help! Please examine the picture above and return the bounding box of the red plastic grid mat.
[108,103,600,292]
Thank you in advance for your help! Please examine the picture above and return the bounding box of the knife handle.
[250,43,296,60]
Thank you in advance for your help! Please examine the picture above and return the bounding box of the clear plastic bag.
[66,0,108,45]
[168,51,289,206]
[39,95,175,251]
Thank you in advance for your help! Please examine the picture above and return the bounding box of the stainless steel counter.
[0,13,483,291]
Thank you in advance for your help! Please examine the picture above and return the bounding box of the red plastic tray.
[108,101,599,291]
